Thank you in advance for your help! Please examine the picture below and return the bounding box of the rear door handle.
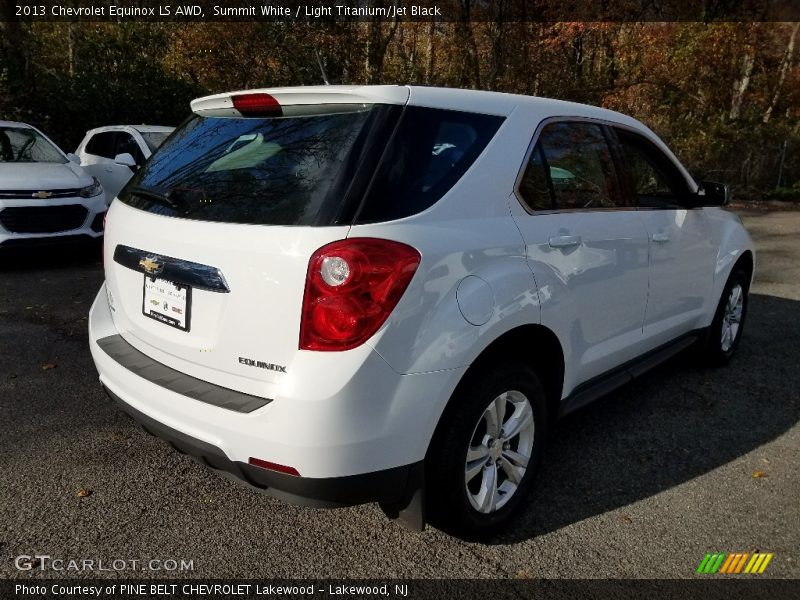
[549,235,582,249]
[651,232,670,244]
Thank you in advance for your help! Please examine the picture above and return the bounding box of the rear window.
[119,104,503,226]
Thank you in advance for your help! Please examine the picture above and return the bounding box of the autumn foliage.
[0,20,798,198]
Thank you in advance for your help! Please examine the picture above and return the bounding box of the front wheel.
[701,267,749,366]
[426,362,548,539]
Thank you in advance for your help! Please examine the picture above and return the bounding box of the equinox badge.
[239,357,287,373]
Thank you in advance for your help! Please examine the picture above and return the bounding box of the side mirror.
[696,181,730,206]
[114,152,137,170]
[66,152,81,165]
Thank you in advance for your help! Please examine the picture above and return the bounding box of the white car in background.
[76,125,174,202]
[0,120,106,249]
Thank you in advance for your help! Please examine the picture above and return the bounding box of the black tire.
[700,267,749,366]
[426,361,548,540]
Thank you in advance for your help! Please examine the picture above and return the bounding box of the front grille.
[0,189,83,200]
[90,211,105,233]
[0,205,89,233]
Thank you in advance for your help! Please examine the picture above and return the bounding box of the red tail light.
[232,93,282,117]
[300,238,421,351]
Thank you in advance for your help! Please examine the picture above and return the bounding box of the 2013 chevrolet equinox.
[89,85,754,538]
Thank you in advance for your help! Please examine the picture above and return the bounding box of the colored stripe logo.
[696,552,774,574]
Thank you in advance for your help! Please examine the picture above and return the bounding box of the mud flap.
[379,464,426,531]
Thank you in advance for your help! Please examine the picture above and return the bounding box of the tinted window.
[355,107,504,223]
[115,132,145,166]
[120,107,378,226]
[523,121,622,211]
[85,132,117,159]
[0,127,65,163]
[615,128,689,208]
[518,143,555,211]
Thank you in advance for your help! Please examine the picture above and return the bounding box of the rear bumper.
[105,385,423,508]
[89,282,464,502]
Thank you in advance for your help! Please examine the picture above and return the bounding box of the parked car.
[0,120,106,249]
[88,86,754,538]
[75,125,174,202]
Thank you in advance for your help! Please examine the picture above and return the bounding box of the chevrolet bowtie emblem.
[32,191,53,199]
[139,256,163,275]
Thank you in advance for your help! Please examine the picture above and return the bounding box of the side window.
[518,121,623,211]
[615,128,689,208]
[85,132,116,159]
[355,107,504,223]
[114,132,145,166]
[518,143,554,211]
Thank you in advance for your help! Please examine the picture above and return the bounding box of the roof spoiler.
[191,85,409,118]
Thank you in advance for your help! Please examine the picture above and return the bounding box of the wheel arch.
[734,249,755,289]
[428,324,565,456]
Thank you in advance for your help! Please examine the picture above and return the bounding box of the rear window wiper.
[129,187,180,210]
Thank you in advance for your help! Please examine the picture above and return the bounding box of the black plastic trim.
[558,329,703,418]
[104,386,424,508]
[0,234,98,248]
[113,244,230,293]
[96,334,270,413]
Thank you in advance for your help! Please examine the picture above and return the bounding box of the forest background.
[1,11,799,199]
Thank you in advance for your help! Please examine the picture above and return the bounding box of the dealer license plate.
[142,276,191,331]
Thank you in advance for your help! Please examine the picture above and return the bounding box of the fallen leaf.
[752,469,767,478]
[41,363,57,371]
[76,488,92,498]
[618,514,633,524]
[515,569,532,579]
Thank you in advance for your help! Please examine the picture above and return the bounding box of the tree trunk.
[729,50,755,120]
[458,0,481,88]
[365,1,400,84]
[68,22,79,77]
[487,1,505,90]
[763,22,800,124]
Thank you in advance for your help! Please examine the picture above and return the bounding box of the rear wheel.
[701,267,749,365]
[426,362,548,539]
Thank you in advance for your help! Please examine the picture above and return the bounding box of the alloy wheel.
[721,283,744,352]
[464,390,535,514]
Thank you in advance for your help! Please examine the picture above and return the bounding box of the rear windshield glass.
[0,126,66,163]
[120,108,375,226]
[119,104,504,226]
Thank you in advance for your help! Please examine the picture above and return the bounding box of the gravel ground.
[0,209,798,580]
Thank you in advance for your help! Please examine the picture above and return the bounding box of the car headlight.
[79,177,103,198]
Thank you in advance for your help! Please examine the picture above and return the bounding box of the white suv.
[89,86,754,538]
[75,125,174,203]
